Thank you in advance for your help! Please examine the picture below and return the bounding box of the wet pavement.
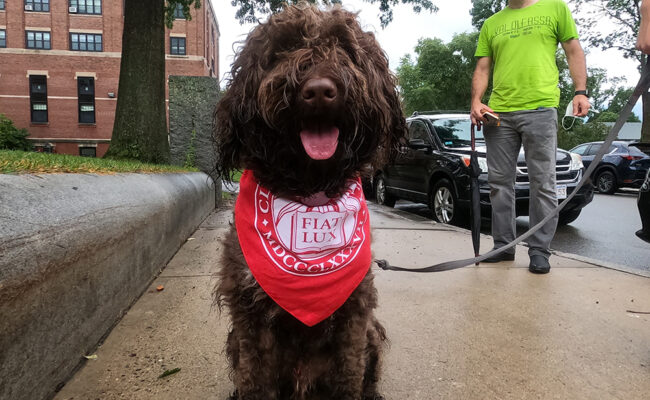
[393,193,650,276]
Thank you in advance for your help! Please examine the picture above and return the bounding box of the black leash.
[377,61,650,273]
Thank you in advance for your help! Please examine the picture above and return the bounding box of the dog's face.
[215,5,406,198]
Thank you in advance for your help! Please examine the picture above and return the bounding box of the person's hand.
[572,95,590,117]
[470,102,493,129]
[636,33,650,54]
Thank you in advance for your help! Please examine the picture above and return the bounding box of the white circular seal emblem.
[253,181,367,276]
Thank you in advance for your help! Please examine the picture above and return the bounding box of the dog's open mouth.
[299,124,339,160]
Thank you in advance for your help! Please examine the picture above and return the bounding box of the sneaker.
[529,255,551,274]
[481,251,515,263]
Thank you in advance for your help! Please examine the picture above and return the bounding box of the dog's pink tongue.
[300,126,339,160]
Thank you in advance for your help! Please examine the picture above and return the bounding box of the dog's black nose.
[301,77,337,108]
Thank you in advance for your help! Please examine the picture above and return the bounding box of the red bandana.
[235,170,372,326]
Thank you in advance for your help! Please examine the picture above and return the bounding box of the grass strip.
[0,150,198,174]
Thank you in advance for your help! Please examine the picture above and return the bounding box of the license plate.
[556,184,567,200]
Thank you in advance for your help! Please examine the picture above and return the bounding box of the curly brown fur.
[213,4,405,399]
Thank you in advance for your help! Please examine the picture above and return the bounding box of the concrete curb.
[0,172,215,400]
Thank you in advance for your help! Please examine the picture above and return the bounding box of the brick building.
[0,0,219,157]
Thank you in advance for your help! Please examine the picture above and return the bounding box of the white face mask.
[562,101,596,130]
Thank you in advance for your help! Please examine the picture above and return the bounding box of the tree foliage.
[569,0,648,140]
[557,120,609,151]
[571,0,643,63]
[470,0,506,30]
[397,34,632,120]
[397,33,479,115]
[165,0,201,27]
[231,0,437,27]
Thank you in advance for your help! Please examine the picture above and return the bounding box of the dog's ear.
[375,73,408,168]
[213,89,241,183]
[352,29,408,169]
[213,26,268,182]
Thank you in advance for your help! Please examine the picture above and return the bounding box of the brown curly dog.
[213,5,406,400]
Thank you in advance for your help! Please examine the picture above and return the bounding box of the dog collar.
[235,170,372,326]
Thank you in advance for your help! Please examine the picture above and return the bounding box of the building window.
[70,0,101,15]
[26,31,51,49]
[173,3,185,19]
[70,33,103,52]
[29,75,48,123]
[170,37,186,55]
[35,144,54,153]
[0,30,5,48]
[0,1,5,10]
[77,77,95,124]
[79,147,96,157]
[25,0,50,12]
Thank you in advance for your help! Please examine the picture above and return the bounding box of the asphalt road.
[390,191,649,275]
[536,191,649,274]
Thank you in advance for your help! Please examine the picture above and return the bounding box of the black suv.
[373,112,594,225]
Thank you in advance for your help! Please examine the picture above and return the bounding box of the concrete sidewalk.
[55,203,650,400]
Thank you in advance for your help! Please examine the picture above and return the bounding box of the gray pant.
[483,107,558,258]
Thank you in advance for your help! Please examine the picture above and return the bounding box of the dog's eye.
[298,62,309,73]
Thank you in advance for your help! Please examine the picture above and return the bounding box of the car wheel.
[362,176,374,200]
[596,170,617,194]
[429,179,459,224]
[374,174,396,207]
[558,209,581,226]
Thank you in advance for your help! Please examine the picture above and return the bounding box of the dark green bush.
[0,115,31,151]
[557,120,608,151]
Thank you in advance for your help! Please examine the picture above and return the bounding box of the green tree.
[557,120,609,151]
[556,53,635,120]
[397,32,479,115]
[0,115,31,151]
[570,0,648,140]
[593,87,642,122]
[470,0,507,30]
[231,0,437,27]
[105,0,200,164]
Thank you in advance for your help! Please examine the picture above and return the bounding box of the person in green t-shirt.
[470,0,589,274]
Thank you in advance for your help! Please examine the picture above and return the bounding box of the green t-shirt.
[475,0,579,112]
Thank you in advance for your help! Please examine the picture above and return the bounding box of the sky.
[209,0,642,113]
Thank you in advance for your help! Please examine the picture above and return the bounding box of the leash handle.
[471,123,476,151]
[379,61,650,273]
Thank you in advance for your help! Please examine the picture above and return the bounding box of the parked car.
[636,168,650,243]
[373,112,594,225]
[568,141,650,194]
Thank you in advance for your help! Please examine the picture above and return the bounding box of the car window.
[610,144,624,153]
[431,117,477,148]
[409,120,431,142]
[585,144,615,156]
[570,144,589,155]
[630,143,650,156]
[628,145,647,157]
